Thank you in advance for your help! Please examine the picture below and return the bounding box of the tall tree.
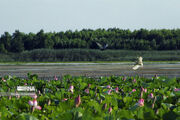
[0,32,12,51]
[11,30,24,52]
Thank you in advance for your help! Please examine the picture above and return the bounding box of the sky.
[0,0,180,34]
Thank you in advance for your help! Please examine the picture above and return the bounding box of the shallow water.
[0,62,180,79]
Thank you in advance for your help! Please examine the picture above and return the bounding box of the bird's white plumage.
[132,56,143,70]
[132,65,141,70]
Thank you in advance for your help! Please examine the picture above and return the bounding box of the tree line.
[0,28,180,53]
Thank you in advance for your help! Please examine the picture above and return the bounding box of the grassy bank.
[1,49,180,62]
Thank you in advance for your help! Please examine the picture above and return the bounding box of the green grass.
[1,49,180,62]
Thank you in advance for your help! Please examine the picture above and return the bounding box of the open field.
[1,62,180,79]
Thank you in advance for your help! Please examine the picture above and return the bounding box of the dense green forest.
[1,28,180,53]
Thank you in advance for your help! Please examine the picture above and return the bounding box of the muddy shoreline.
[0,63,180,79]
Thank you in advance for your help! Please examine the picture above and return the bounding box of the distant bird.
[132,56,143,70]
[96,42,108,50]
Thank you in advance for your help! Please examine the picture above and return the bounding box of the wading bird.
[132,56,143,70]
[96,42,108,50]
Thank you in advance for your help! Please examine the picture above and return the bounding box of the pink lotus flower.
[54,75,58,81]
[138,99,144,107]
[28,100,41,110]
[68,85,74,93]
[174,88,180,92]
[133,78,136,83]
[84,88,89,94]
[115,87,119,93]
[24,83,27,86]
[75,95,81,107]
[106,85,111,89]
[108,107,112,113]
[148,93,154,99]
[132,89,136,92]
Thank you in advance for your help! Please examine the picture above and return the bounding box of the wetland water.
[0,62,180,79]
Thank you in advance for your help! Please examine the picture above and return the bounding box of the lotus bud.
[68,85,74,93]
[9,96,12,100]
[140,87,144,98]
[138,99,144,107]
[88,84,91,88]
[108,107,112,113]
[152,96,157,109]
[38,90,41,95]
[99,99,103,104]
[115,87,119,93]
[103,103,107,110]
[152,103,155,109]
[132,89,136,92]
[24,83,27,86]
[144,88,147,93]
[54,75,58,81]
[48,99,51,105]
[75,95,81,107]
[155,109,159,115]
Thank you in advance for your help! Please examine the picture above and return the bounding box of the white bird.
[132,56,143,70]
[96,42,108,50]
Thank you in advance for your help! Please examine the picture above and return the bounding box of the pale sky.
[0,0,180,34]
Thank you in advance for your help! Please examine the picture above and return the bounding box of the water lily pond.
[0,74,179,119]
